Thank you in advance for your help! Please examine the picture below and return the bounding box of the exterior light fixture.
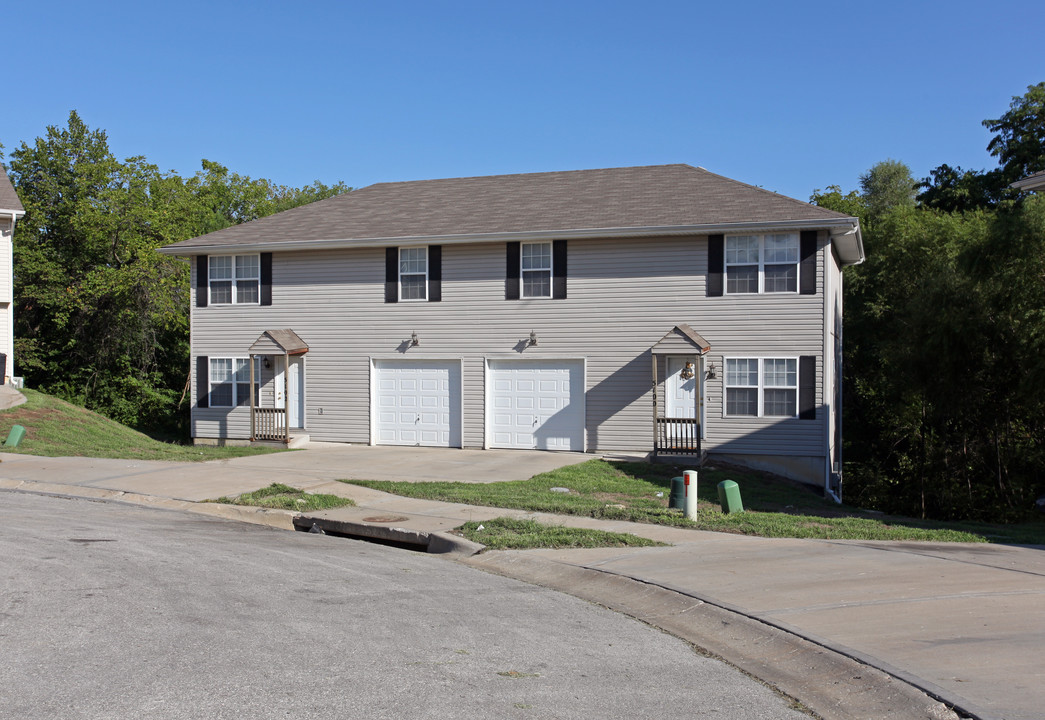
[263,356,271,370]
[410,331,419,347]
[529,330,538,347]
[706,362,717,380]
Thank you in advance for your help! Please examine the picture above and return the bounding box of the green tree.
[859,159,916,220]
[916,164,1006,213]
[919,83,1045,210]
[984,81,1045,182]
[8,111,348,434]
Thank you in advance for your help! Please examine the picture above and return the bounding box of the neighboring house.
[1010,170,1045,192]
[0,164,24,385]
[159,164,864,497]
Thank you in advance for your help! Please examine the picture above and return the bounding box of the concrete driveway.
[0,443,595,502]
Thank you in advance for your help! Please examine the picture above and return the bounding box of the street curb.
[461,551,967,720]
[292,514,485,556]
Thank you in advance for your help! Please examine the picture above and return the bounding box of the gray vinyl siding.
[189,233,829,462]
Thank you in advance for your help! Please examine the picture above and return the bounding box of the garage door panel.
[488,360,584,451]
[374,360,461,447]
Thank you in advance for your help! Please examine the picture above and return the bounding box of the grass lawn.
[457,517,665,550]
[0,388,284,461]
[346,459,1045,545]
[211,483,354,511]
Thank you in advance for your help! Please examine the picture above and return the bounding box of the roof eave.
[158,217,864,257]
[1010,176,1045,191]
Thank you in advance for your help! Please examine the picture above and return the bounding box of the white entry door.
[666,356,697,418]
[274,356,305,429]
[374,360,461,447]
[488,360,584,451]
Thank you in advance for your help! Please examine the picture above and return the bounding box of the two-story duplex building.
[159,164,864,497]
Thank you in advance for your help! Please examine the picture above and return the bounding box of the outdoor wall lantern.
[529,330,539,347]
[410,331,420,347]
[680,361,695,380]
[705,362,717,380]
[263,356,271,370]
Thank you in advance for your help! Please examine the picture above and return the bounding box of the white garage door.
[374,360,461,447]
[488,360,584,451]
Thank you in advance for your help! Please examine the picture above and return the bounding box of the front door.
[666,356,697,419]
[274,356,304,429]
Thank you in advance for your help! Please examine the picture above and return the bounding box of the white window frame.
[209,357,261,408]
[398,247,428,301]
[725,233,799,294]
[520,241,553,299]
[209,254,260,305]
[723,357,799,418]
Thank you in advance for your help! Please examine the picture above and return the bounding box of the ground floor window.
[209,357,261,407]
[725,357,797,417]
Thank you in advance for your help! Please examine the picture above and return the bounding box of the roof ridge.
[364,163,696,190]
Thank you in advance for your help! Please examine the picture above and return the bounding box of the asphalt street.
[1,492,811,720]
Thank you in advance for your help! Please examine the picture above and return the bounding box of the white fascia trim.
[157,218,864,257]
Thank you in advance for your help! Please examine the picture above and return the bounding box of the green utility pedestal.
[4,424,26,447]
[717,480,743,514]
[669,477,685,509]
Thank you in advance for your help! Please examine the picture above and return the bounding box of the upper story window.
[725,357,798,417]
[725,233,799,294]
[521,242,552,298]
[209,357,260,408]
[399,247,428,301]
[209,254,260,304]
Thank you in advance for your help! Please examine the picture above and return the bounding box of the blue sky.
[4,1,1042,201]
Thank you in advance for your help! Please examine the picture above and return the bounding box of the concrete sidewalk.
[2,445,1042,720]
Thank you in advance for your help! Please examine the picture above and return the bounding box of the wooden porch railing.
[654,417,701,455]
[252,407,288,443]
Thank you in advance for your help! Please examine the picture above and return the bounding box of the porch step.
[251,433,310,449]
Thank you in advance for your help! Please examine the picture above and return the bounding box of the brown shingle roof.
[0,164,24,214]
[161,164,854,252]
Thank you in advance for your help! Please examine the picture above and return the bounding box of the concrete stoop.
[251,433,311,449]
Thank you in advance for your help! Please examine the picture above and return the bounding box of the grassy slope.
[348,459,1045,545]
[0,388,282,461]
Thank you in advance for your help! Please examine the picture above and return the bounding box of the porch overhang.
[651,324,710,355]
[249,329,309,356]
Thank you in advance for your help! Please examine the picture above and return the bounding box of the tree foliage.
[919,83,1045,212]
[984,81,1045,182]
[6,111,347,434]
[858,159,916,220]
[823,85,1045,521]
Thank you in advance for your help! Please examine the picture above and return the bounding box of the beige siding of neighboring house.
[189,232,834,483]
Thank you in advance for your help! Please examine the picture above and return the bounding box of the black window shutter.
[707,235,724,297]
[260,253,272,306]
[196,255,208,307]
[505,242,520,300]
[800,231,817,295]
[196,356,209,409]
[428,245,442,302]
[385,247,398,303]
[552,240,567,299]
[799,355,816,419]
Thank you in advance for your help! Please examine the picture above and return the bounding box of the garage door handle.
[532,417,538,426]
